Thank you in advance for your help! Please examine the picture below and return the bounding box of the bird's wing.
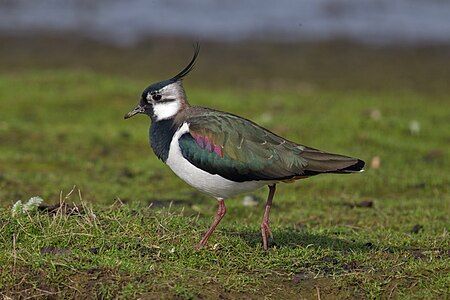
[178,110,361,183]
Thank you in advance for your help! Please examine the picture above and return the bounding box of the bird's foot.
[261,221,273,250]
[194,199,226,251]
[195,241,206,250]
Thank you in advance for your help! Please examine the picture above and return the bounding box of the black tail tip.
[345,159,365,172]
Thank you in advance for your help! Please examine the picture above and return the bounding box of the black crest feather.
[170,43,200,81]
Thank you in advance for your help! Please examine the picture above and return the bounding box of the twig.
[1,292,13,300]
[12,233,17,274]
[388,283,398,299]
[315,285,321,300]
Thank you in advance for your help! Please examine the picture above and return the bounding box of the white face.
[146,82,184,121]
[152,100,181,121]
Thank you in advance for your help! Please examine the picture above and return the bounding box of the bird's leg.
[196,198,226,249]
[261,184,276,250]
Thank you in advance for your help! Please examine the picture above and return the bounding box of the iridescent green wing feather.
[178,108,364,182]
[178,110,310,182]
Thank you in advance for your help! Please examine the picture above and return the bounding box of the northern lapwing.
[124,44,365,250]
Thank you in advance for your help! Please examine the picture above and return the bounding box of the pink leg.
[261,185,276,250]
[196,199,226,249]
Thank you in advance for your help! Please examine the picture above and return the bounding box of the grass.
[0,37,449,299]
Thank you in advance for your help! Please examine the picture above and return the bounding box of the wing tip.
[341,159,365,173]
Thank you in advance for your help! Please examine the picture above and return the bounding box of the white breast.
[166,123,268,199]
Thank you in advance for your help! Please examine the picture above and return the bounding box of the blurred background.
[0,0,448,205]
[1,0,450,45]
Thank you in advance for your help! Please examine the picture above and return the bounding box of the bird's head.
[124,44,199,121]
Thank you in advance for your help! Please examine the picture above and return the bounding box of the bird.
[124,44,365,250]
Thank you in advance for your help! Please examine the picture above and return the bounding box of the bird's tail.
[299,147,365,176]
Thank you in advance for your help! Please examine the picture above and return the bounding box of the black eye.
[152,94,162,101]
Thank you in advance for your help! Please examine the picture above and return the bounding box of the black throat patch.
[149,119,179,162]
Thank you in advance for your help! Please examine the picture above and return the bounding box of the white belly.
[166,123,269,199]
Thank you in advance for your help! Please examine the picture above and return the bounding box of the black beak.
[124,105,145,119]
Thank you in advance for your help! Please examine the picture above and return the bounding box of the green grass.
[0,39,449,299]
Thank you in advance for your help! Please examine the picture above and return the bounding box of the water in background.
[0,0,449,46]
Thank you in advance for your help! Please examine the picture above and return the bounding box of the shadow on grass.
[227,228,377,252]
